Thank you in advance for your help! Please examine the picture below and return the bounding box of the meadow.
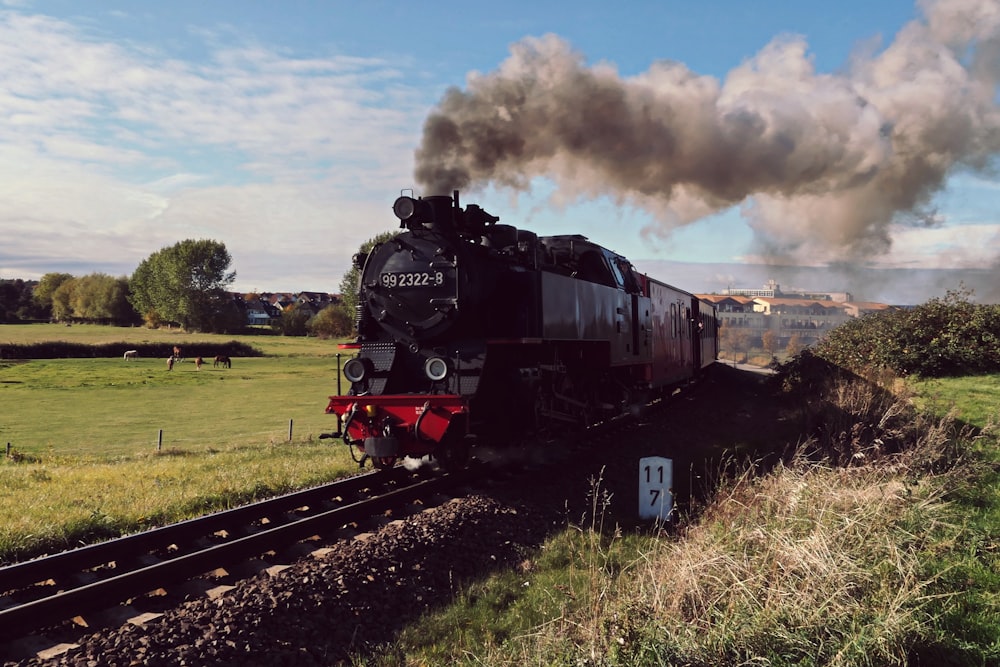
[1,323,347,457]
[0,323,359,560]
[2,356,344,458]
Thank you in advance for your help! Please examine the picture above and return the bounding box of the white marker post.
[638,456,673,522]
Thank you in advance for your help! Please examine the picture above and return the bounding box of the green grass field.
[1,324,349,458]
[2,356,344,457]
[911,373,1000,431]
[0,323,361,561]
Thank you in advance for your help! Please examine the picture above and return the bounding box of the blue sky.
[0,0,997,302]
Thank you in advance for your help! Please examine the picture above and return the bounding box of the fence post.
[157,429,163,451]
[288,419,293,442]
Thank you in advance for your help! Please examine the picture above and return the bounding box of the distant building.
[293,291,339,318]
[227,291,340,327]
[723,278,781,298]
[723,279,852,303]
[700,282,893,348]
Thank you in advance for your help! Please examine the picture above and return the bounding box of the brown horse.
[172,346,182,361]
[214,355,231,368]
[194,356,204,370]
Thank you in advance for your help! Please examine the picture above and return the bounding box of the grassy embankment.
[0,323,358,561]
[380,371,1000,666]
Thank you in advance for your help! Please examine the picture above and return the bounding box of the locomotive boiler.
[325,191,718,469]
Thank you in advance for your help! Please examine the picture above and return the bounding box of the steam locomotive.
[325,192,718,469]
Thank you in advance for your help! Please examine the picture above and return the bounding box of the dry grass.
[422,373,994,667]
[363,366,999,666]
[634,456,957,666]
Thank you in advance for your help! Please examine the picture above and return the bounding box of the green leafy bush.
[814,288,1000,377]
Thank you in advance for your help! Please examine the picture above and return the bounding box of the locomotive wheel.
[372,456,398,469]
[532,385,554,436]
[436,436,470,472]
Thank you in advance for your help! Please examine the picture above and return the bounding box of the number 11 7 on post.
[638,456,673,522]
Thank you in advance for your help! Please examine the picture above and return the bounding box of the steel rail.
[0,466,411,594]
[0,467,465,641]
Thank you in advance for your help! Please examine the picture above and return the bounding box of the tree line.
[1,274,138,325]
[1,238,364,338]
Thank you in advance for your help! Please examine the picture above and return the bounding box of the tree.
[720,321,751,363]
[276,303,310,336]
[70,274,138,324]
[33,273,73,318]
[337,230,397,328]
[308,304,353,339]
[104,276,142,325]
[129,239,236,331]
[786,332,804,357]
[0,279,39,322]
[761,329,778,357]
[204,297,246,334]
[51,279,76,321]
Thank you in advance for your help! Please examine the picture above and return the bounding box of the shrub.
[308,304,353,339]
[814,288,1000,377]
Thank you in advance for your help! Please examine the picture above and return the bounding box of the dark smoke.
[414,0,1000,267]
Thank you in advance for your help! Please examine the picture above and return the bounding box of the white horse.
[124,350,139,361]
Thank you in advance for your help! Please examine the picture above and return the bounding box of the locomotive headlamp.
[424,356,450,381]
[392,196,434,229]
[364,404,378,417]
[343,357,372,384]
[393,196,416,221]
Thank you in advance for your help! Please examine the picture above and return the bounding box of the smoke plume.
[414,0,1000,266]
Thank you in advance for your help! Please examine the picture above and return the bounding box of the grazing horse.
[172,346,182,362]
[214,355,231,368]
[195,356,204,370]
[166,356,175,371]
[123,350,138,361]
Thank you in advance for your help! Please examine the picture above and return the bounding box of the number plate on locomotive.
[380,271,445,288]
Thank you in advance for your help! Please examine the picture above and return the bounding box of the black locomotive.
[326,191,718,469]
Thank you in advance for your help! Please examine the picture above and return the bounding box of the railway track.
[0,382,701,662]
[0,463,475,657]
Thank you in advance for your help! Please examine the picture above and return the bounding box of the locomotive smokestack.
[413,0,1000,268]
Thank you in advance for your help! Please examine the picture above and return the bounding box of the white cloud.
[874,222,1000,268]
[0,9,435,288]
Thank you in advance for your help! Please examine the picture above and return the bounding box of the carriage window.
[670,303,677,338]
